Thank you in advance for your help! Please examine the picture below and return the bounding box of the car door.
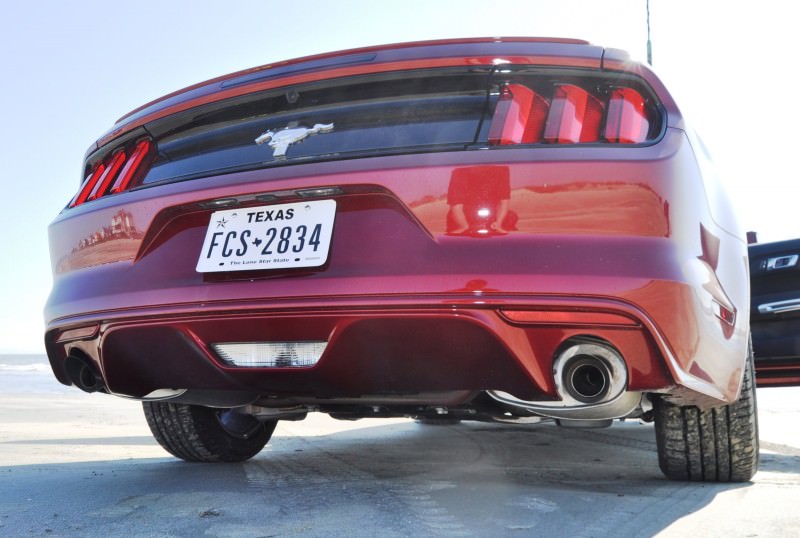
[749,237,800,386]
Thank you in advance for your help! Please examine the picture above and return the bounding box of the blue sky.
[1,0,796,353]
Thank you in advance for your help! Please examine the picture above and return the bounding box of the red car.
[45,38,758,481]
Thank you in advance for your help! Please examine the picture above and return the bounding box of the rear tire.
[143,401,276,462]
[654,344,759,482]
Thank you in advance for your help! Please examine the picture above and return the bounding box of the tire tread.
[654,345,759,482]
[143,401,275,463]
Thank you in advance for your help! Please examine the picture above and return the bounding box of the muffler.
[64,353,106,393]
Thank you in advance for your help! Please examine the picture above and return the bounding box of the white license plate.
[196,200,336,273]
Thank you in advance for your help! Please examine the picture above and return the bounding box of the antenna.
[646,0,653,65]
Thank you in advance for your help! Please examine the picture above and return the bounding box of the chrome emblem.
[255,122,334,159]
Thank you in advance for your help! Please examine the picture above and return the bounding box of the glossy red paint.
[46,38,749,413]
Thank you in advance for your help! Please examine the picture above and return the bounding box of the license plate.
[196,200,336,273]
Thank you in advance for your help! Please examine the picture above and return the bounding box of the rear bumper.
[46,287,714,407]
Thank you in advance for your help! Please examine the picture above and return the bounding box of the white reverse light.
[212,341,327,368]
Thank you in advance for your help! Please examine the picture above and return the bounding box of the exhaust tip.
[562,355,611,403]
[64,353,106,393]
[553,340,627,405]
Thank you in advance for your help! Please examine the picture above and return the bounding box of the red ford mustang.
[44,37,758,481]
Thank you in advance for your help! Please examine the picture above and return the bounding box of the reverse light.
[212,341,328,368]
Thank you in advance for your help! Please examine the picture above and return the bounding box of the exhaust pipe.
[553,340,627,406]
[64,353,106,393]
[487,338,640,421]
[562,355,610,403]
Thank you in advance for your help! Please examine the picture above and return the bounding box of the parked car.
[749,236,800,386]
[44,37,758,481]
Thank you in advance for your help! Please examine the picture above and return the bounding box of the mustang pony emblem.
[255,123,334,159]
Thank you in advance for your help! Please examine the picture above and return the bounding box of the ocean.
[0,354,71,394]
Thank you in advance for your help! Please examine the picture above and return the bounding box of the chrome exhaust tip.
[486,338,639,421]
[553,340,627,406]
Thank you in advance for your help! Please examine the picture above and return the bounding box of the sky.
[1,0,797,354]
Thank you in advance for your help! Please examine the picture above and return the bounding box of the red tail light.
[70,138,154,208]
[543,84,604,144]
[488,84,549,145]
[71,162,106,207]
[604,88,649,143]
[87,150,127,201]
[488,80,655,148]
[110,139,153,194]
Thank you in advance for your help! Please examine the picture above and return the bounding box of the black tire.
[142,401,277,463]
[654,344,759,482]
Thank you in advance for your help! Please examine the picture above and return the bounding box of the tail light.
[110,139,153,194]
[69,162,106,207]
[604,88,650,143]
[70,138,154,208]
[86,150,127,202]
[488,84,549,145]
[543,84,604,144]
[490,82,654,147]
